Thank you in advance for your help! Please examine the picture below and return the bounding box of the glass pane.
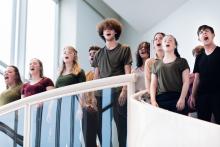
[0,109,24,147]
[0,0,13,64]
[29,86,127,147]
[25,0,56,80]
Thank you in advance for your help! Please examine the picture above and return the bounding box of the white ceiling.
[103,0,189,32]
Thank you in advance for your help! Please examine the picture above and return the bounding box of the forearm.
[191,74,200,98]
[179,82,189,100]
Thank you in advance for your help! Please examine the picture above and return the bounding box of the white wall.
[59,0,77,49]
[75,0,105,72]
[142,0,220,70]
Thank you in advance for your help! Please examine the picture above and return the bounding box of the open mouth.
[65,56,69,59]
[30,67,35,71]
[91,57,94,61]
[204,36,209,41]
[166,44,170,47]
[4,76,9,80]
[106,33,111,36]
[157,43,161,47]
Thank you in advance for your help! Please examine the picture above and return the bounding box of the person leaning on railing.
[0,65,23,106]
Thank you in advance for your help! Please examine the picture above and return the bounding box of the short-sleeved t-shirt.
[193,46,220,94]
[0,84,22,106]
[55,69,86,88]
[92,43,132,78]
[152,58,189,95]
[21,77,54,97]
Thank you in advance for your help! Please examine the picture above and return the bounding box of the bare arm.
[144,59,151,93]
[93,67,100,80]
[46,86,55,91]
[118,64,131,106]
[150,73,158,107]
[190,73,200,108]
[176,69,190,111]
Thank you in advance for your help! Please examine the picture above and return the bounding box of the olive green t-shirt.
[0,84,22,106]
[152,58,189,95]
[55,69,86,88]
[92,43,132,78]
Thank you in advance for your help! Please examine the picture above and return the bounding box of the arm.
[144,59,151,93]
[93,67,100,80]
[176,68,190,111]
[118,64,131,106]
[190,73,200,108]
[46,86,55,91]
[150,73,158,107]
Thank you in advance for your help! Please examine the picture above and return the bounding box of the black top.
[193,46,220,94]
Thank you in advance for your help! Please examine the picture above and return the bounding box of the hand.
[176,98,185,111]
[150,100,159,107]
[189,95,196,110]
[118,90,127,106]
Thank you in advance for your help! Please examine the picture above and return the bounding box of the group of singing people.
[1,17,220,147]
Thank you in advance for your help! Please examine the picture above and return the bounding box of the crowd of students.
[0,18,220,147]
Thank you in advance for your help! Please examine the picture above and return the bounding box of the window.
[0,0,13,64]
[25,0,56,80]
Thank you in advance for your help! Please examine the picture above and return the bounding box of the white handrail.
[0,74,136,116]
[0,74,136,147]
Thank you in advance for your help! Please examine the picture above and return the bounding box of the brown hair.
[192,45,204,57]
[6,65,22,89]
[30,58,44,79]
[197,25,215,36]
[59,46,81,76]
[89,46,100,52]
[97,18,122,41]
[136,41,150,67]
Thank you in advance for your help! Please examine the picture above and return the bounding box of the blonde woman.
[55,46,86,146]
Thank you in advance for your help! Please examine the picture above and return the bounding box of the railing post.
[127,80,135,147]
[23,104,31,147]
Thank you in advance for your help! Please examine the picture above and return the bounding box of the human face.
[198,28,215,46]
[138,43,150,59]
[153,33,164,51]
[4,66,16,87]
[89,50,98,65]
[103,28,116,42]
[63,48,76,63]
[29,58,41,76]
[162,35,176,53]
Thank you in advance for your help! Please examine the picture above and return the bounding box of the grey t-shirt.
[152,58,189,95]
[92,43,132,78]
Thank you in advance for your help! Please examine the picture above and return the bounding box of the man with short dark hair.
[191,25,220,124]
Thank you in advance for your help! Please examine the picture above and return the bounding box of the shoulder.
[120,44,131,51]
[146,58,156,64]
[178,57,188,63]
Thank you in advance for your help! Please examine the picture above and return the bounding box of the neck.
[204,43,216,52]
[156,48,164,60]
[8,83,16,89]
[163,52,176,62]
[106,40,118,50]
[65,62,73,73]
[31,74,42,81]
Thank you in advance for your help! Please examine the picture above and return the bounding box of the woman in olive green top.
[0,65,22,106]
[56,46,86,87]
[55,46,86,146]
[150,35,190,115]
